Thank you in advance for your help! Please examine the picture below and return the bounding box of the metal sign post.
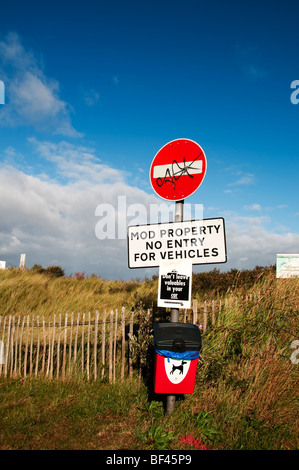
[170,200,184,323]
[127,138,227,416]
[166,199,184,415]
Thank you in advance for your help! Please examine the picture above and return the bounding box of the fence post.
[211,300,215,326]
[62,313,68,381]
[81,313,85,375]
[218,299,222,327]
[4,316,11,377]
[203,301,208,332]
[69,312,74,376]
[29,315,34,377]
[0,316,6,376]
[101,310,107,379]
[0,338,4,372]
[35,316,40,377]
[86,312,90,381]
[129,310,134,378]
[109,310,113,383]
[94,310,99,381]
[41,316,46,375]
[50,314,56,378]
[74,312,80,366]
[14,317,19,377]
[55,314,61,378]
[183,308,187,323]
[113,309,118,383]
[121,307,125,380]
[24,315,29,377]
[192,299,198,324]
[10,316,15,377]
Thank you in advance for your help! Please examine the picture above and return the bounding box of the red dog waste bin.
[153,323,201,394]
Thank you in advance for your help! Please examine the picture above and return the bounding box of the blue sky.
[0,0,298,279]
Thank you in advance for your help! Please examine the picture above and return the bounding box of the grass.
[193,272,299,450]
[0,268,156,319]
[0,376,146,450]
[0,268,298,450]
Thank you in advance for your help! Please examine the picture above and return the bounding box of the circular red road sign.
[150,138,207,201]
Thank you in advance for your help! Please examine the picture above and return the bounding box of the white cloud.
[0,140,160,278]
[83,88,100,106]
[224,216,299,270]
[0,32,81,137]
[234,45,266,80]
[244,203,262,211]
[0,31,37,71]
[228,173,255,186]
[112,75,119,85]
[27,137,130,185]
[243,64,265,79]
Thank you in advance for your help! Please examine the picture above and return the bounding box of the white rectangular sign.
[0,261,6,270]
[276,253,299,278]
[158,260,192,308]
[19,254,26,268]
[128,217,227,268]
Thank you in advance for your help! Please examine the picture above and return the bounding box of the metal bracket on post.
[166,199,184,416]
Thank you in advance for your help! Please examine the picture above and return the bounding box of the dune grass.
[0,268,155,319]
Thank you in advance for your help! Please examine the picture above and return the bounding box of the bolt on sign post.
[127,138,226,415]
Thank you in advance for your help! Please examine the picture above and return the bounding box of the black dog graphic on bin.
[170,360,187,375]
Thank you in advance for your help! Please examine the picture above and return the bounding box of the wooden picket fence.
[0,298,233,381]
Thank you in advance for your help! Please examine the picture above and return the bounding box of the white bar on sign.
[153,160,202,179]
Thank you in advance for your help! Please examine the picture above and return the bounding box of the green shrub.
[44,265,65,277]
[31,264,45,274]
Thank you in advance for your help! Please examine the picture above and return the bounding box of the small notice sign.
[158,261,192,308]
[276,253,299,278]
